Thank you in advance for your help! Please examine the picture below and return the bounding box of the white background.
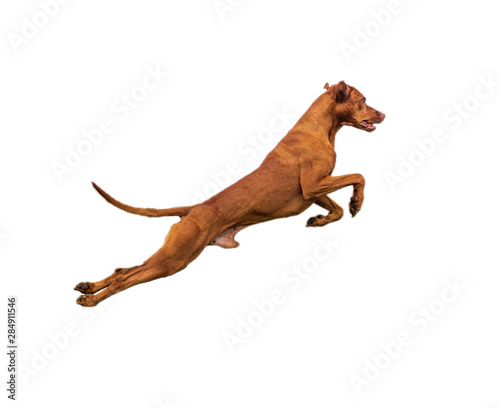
[1,0,500,407]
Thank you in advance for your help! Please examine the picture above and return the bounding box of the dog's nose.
[379,112,386,120]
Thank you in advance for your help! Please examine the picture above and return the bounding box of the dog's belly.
[208,198,313,249]
[241,196,315,223]
[272,197,315,217]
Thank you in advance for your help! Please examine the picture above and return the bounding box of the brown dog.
[75,80,385,306]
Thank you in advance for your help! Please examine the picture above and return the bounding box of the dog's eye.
[360,98,366,104]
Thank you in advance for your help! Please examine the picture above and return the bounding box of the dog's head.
[325,81,385,132]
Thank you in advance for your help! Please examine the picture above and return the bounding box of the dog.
[75,80,385,306]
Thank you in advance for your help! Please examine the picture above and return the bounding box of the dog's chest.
[328,151,337,174]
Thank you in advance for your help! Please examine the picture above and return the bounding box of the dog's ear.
[334,80,351,102]
[324,82,330,90]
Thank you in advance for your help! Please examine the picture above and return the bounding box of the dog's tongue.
[360,120,376,130]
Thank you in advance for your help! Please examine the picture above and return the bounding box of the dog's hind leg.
[76,215,217,306]
[74,265,144,295]
[76,263,166,307]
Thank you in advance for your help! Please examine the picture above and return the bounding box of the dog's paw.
[74,281,94,294]
[76,294,97,307]
[349,190,364,217]
[306,214,329,227]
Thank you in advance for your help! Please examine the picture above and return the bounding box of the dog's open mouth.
[359,120,376,132]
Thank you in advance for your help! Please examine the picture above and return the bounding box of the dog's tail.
[91,182,191,218]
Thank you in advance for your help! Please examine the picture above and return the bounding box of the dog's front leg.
[309,174,365,217]
[306,195,344,227]
[300,163,365,217]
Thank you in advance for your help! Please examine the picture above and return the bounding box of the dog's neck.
[328,122,342,149]
[294,95,343,149]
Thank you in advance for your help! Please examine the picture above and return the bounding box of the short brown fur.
[75,81,385,306]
